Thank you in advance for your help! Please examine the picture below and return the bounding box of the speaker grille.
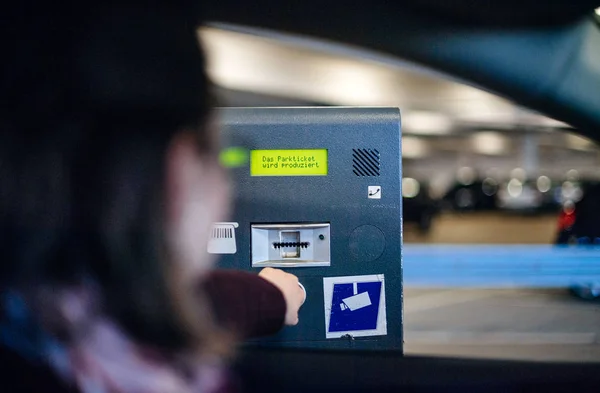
[352,149,380,176]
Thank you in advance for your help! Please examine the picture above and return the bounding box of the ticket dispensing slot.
[251,223,331,267]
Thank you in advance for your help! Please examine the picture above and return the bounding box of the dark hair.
[0,2,218,350]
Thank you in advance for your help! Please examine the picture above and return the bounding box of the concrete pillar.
[521,132,539,178]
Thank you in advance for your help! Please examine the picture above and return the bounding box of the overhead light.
[402,136,430,158]
[403,111,452,135]
[402,178,421,198]
[563,200,575,214]
[537,176,551,193]
[510,168,527,181]
[482,177,499,196]
[562,181,583,203]
[507,178,523,198]
[457,166,476,185]
[566,169,579,181]
[596,7,600,16]
[471,131,507,155]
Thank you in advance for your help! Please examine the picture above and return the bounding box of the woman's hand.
[258,268,305,326]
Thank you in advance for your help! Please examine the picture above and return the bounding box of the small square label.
[368,186,381,199]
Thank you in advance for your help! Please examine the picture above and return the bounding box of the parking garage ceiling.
[199,25,599,180]
[200,25,571,135]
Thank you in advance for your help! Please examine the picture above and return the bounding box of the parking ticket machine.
[213,107,402,351]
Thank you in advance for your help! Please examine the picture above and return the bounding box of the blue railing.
[403,245,600,287]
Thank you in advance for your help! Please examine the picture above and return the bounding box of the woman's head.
[0,2,229,352]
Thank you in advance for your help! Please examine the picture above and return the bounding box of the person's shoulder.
[0,345,76,393]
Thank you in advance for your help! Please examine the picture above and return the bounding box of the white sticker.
[323,274,387,339]
[207,222,239,254]
[368,186,381,199]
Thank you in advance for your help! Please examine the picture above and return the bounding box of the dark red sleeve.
[201,270,286,339]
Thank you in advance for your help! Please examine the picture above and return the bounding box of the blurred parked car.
[402,178,439,233]
[496,180,543,212]
[441,179,498,212]
[554,182,600,300]
[555,181,600,245]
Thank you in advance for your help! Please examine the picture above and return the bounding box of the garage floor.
[404,287,600,362]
